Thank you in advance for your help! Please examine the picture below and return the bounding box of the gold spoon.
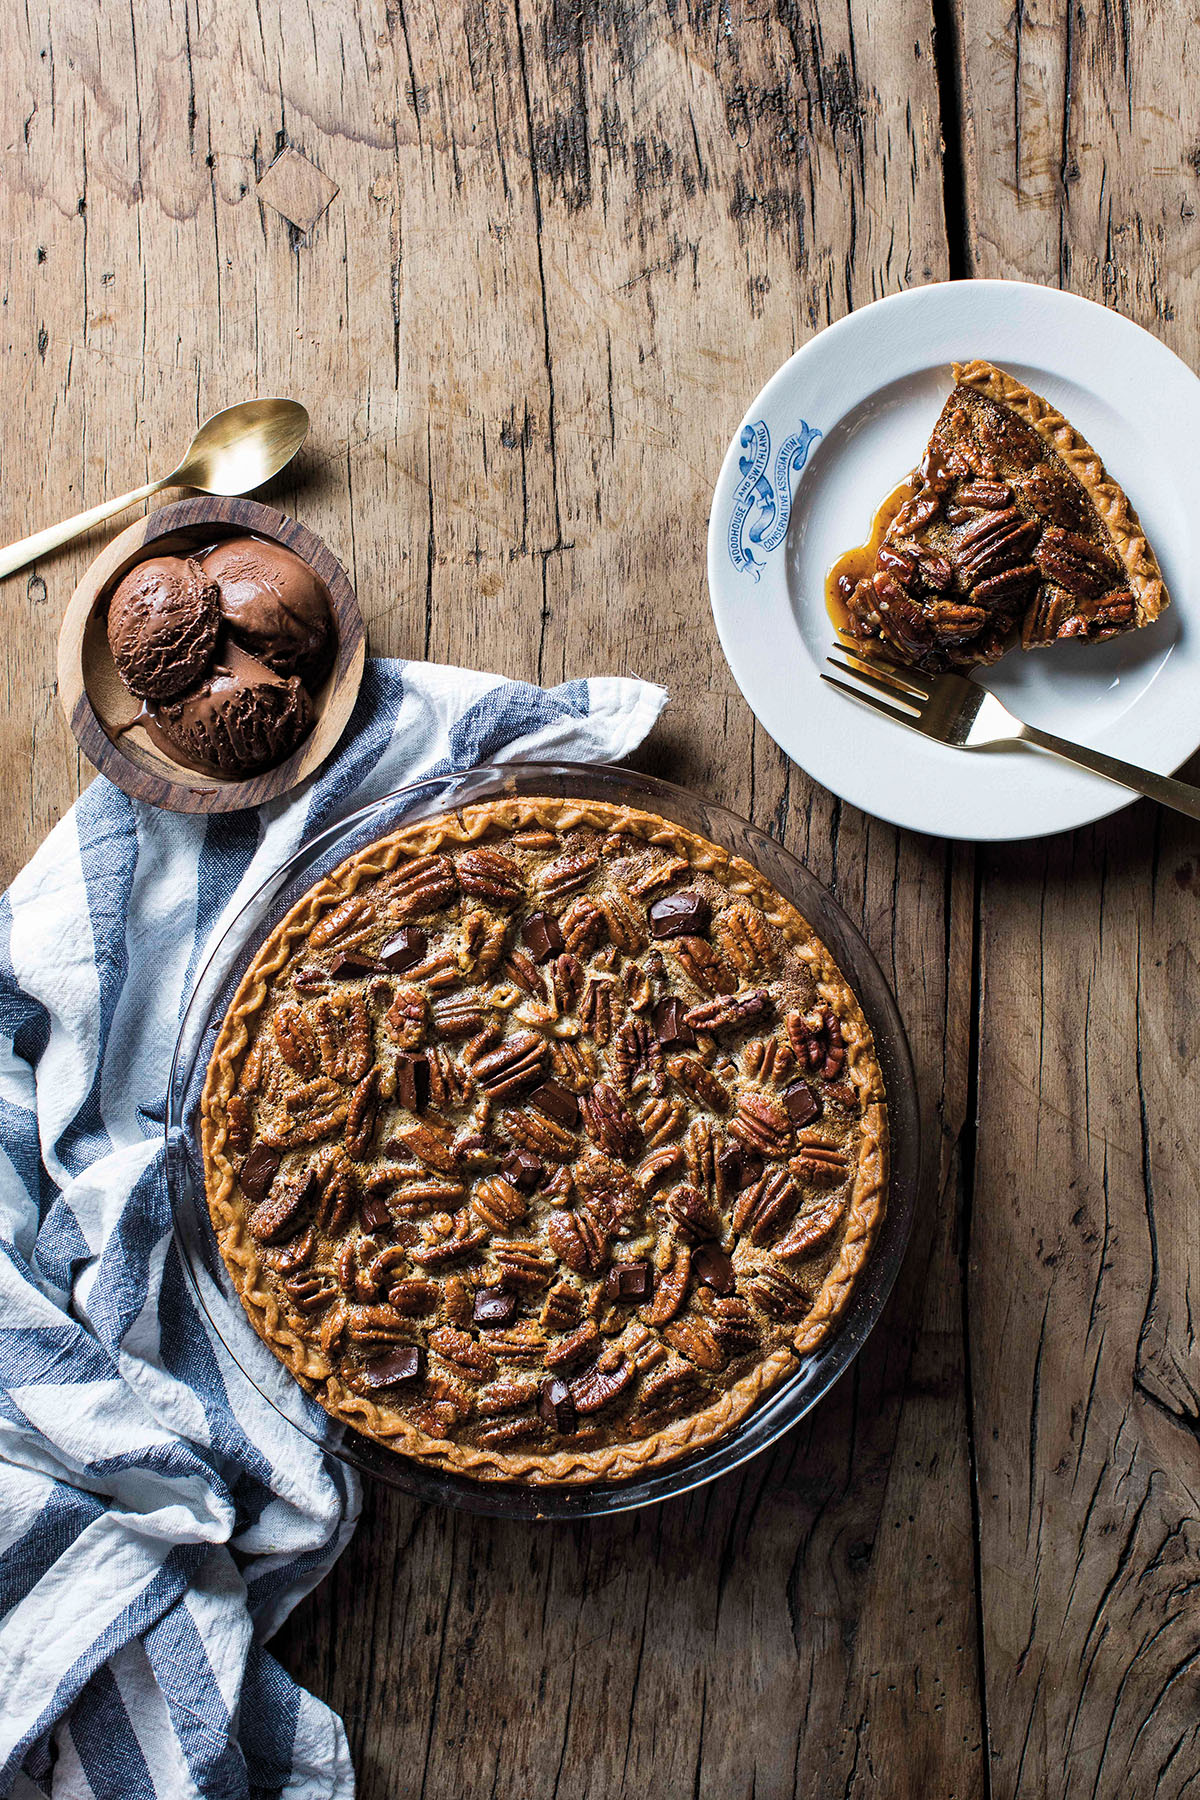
[0,398,310,579]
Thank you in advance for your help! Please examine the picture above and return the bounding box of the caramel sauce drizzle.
[824,474,919,634]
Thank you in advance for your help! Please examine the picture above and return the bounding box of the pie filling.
[831,359,1168,672]
[201,799,887,1484]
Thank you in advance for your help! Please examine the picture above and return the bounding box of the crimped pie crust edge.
[953,358,1168,626]
[200,797,889,1485]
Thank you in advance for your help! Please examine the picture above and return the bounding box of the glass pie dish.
[167,762,920,1518]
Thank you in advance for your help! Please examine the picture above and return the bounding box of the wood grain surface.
[2,1,1197,1795]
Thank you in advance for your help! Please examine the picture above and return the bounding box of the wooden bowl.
[57,497,365,814]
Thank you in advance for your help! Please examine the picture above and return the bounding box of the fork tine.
[830,643,935,700]
[826,652,927,708]
[824,654,925,714]
[820,671,927,729]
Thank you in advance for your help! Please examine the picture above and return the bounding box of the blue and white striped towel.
[0,659,666,1800]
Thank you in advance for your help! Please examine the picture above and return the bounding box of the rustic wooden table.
[5,3,1199,1794]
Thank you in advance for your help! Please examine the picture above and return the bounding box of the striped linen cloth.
[0,659,666,1800]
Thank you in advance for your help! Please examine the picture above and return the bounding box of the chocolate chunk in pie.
[832,359,1168,671]
[201,799,888,1486]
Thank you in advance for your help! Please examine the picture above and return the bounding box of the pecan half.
[502,1106,578,1162]
[225,1093,253,1158]
[541,1281,583,1330]
[574,1153,639,1228]
[472,1031,546,1098]
[425,1048,474,1110]
[560,896,606,956]
[273,1005,319,1078]
[667,1055,730,1114]
[956,508,1040,584]
[729,1092,791,1158]
[685,988,772,1037]
[613,1018,666,1095]
[387,854,458,919]
[747,1263,811,1321]
[385,987,426,1049]
[316,990,374,1084]
[637,1363,701,1416]
[665,1183,721,1242]
[550,952,585,1010]
[671,936,737,996]
[485,1322,548,1361]
[478,1376,541,1415]
[429,1326,497,1380]
[732,1167,801,1244]
[600,890,647,953]
[579,974,618,1046]
[283,1272,339,1314]
[569,1349,635,1413]
[873,578,934,655]
[579,1083,643,1161]
[409,1225,487,1266]
[344,1069,380,1161]
[966,566,1037,609]
[470,1175,528,1231]
[248,1167,318,1244]
[741,1037,794,1084]
[310,896,375,950]
[386,1277,439,1316]
[547,1207,608,1275]
[544,1318,600,1369]
[629,855,688,895]
[640,1242,691,1325]
[1033,526,1121,598]
[392,1119,460,1174]
[636,1099,688,1149]
[538,849,599,899]
[633,1144,684,1192]
[698,1292,758,1356]
[550,1039,598,1094]
[916,550,954,591]
[785,1008,846,1080]
[956,478,1013,509]
[714,904,776,975]
[774,1194,846,1260]
[891,491,942,535]
[491,1239,555,1290]
[431,994,486,1039]
[662,1316,725,1372]
[345,1302,413,1342]
[459,908,508,976]
[261,1086,348,1148]
[456,847,524,906]
[791,1137,850,1184]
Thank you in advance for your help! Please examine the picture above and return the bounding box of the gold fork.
[821,643,1200,823]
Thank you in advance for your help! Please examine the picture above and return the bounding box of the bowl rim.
[166,759,921,1519]
[57,494,366,815]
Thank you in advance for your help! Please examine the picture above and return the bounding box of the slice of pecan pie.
[834,359,1168,671]
[201,798,888,1485]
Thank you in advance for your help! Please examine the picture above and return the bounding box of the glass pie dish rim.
[166,759,921,1520]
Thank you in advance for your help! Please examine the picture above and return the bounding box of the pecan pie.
[833,359,1168,671]
[201,799,887,1484]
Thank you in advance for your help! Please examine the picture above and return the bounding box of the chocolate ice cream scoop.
[145,639,314,778]
[106,555,221,701]
[202,537,333,685]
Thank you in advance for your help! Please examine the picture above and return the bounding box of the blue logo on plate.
[727,418,822,578]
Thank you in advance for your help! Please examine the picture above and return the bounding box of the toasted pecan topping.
[213,804,883,1479]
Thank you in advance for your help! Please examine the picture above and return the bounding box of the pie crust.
[201,798,888,1485]
[834,358,1168,670]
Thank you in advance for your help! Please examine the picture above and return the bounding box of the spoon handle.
[0,477,168,579]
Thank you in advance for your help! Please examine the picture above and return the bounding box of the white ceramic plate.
[706,280,1200,840]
